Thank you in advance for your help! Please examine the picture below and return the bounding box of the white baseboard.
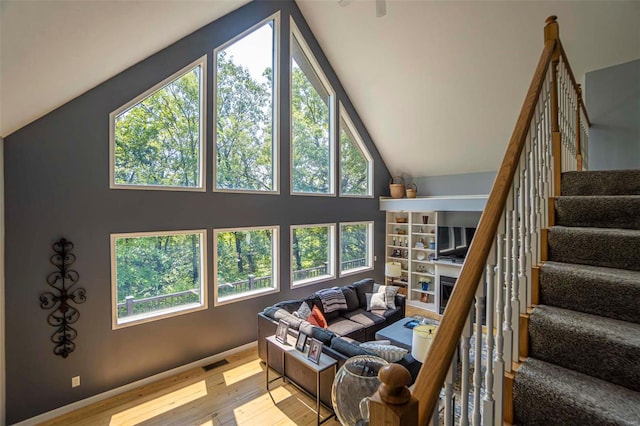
[13,341,257,426]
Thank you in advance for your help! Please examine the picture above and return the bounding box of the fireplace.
[439,275,487,324]
[439,275,456,314]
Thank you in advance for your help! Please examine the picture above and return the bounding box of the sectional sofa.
[256,278,421,406]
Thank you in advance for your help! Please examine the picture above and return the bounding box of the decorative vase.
[331,355,388,426]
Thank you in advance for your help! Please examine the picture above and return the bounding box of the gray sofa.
[257,278,420,406]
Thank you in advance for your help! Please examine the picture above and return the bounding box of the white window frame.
[110,229,208,329]
[109,56,207,192]
[338,104,374,198]
[290,223,336,288]
[213,225,280,306]
[213,13,280,195]
[339,221,374,277]
[289,18,336,197]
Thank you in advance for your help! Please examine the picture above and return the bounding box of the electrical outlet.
[72,376,80,388]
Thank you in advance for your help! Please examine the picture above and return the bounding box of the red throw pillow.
[307,305,328,329]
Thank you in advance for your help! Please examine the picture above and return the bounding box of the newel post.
[369,364,419,426]
[545,15,562,196]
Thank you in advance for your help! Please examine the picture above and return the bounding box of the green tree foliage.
[340,124,370,195]
[292,226,330,274]
[341,224,368,269]
[114,66,201,187]
[216,229,274,284]
[291,62,331,193]
[115,234,202,302]
[216,51,274,191]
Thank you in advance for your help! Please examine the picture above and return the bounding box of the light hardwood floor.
[41,307,435,426]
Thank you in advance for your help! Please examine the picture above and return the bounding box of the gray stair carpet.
[561,170,640,196]
[548,226,640,271]
[513,358,640,426]
[515,169,640,425]
[540,262,640,324]
[555,195,640,230]
[529,305,640,392]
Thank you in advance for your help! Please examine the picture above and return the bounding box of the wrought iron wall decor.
[40,238,86,358]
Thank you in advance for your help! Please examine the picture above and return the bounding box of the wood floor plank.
[39,347,340,426]
[40,307,433,426]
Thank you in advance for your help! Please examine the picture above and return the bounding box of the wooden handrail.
[410,38,557,426]
[557,40,591,126]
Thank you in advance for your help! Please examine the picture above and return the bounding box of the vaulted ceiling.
[1,0,638,177]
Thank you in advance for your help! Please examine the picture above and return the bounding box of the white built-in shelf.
[412,259,433,265]
[388,233,409,238]
[411,272,435,278]
[431,259,464,268]
[387,256,409,261]
[380,195,488,212]
[413,247,435,252]
[412,232,436,236]
[387,222,409,225]
[411,300,436,311]
[411,289,436,296]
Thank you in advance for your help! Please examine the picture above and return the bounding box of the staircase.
[513,170,640,425]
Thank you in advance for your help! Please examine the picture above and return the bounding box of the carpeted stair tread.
[548,226,640,271]
[561,170,640,196]
[540,261,640,324]
[514,357,640,425]
[555,195,640,230]
[529,305,640,392]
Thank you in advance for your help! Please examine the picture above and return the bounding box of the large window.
[340,222,374,276]
[214,226,279,305]
[290,21,335,195]
[110,57,205,191]
[339,107,373,197]
[215,15,279,193]
[111,230,207,328]
[291,224,335,287]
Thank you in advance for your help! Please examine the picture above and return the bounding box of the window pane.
[340,116,371,196]
[340,223,372,274]
[114,64,203,188]
[216,227,277,302]
[216,21,276,191]
[292,225,334,285]
[291,34,332,194]
[114,232,204,325]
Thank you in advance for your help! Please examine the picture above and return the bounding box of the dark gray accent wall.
[585,59,640,170]
[2,1,390,422]
[408,171,496,196]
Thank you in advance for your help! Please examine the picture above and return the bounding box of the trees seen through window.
[216,19,277,192]
[113,61,204,189]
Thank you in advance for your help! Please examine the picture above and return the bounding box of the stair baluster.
[482,248,497,426]
[472,279,485,426]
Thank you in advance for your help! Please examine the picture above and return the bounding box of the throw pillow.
[359,342,408,362]
[293,301,312,319]
[307,305,328,329]
[378,285,400,310]
[352,278,375,307]
[331,337,374,358]
[366,292,387,311]
[316,287,348,313]
[341,287,360,311]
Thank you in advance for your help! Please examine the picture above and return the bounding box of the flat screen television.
[436,226,477,261]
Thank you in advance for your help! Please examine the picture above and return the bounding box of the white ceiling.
[2,1,639,177]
